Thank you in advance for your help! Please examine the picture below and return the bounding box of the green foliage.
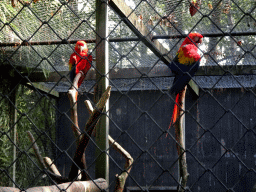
[0,101,12,186]
[0,84,56,187]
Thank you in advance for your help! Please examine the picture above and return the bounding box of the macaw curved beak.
[194,37,203,44]
[198,38,202,44]
[76,45,86,52]
[194,36,202,44]
[79,46,83,52]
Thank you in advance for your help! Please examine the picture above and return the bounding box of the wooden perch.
[67,72,86,143]
[27,131,46,170]
[84,100,94,115]
[27,131,70,183]
[85,98,133,192]
[67,74,94,180]
[43,157,61,176]
[69,86,112,181]
[0,178,108,192]
[84,99,96,136]
[68,89,81,142]
[109,136,133,192]
[174,86,189,192]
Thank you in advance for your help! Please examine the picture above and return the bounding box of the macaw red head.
[75,41,88,54]
[182,32,203,46]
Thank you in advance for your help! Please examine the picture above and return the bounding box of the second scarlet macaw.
[69,41,92,89]
[167,32,203,125]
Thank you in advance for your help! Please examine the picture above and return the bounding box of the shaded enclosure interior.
[56,86,256,191]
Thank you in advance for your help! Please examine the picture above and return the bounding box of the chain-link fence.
[1,0,256,191]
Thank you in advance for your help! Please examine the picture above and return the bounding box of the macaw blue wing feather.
[167,60,200,95]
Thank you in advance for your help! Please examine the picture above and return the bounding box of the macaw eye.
[194,37,202,44]
[197,38,202,44]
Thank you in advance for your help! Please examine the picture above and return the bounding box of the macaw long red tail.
[166,92,182,136]
[172,93,181,125]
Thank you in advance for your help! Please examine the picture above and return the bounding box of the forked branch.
[84,99,133,192]
[109,136,133,192]
[68,86,112,181]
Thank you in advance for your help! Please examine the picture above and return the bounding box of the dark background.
[56,87,256,191]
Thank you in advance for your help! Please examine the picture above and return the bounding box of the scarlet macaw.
[167,32,203,125]
[69,40,92,90]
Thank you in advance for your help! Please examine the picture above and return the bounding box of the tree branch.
[84,98,133,191]
[69,86,112,181]
[174,86,189,192]
[43,157,61,176]
[68,73,91,180]
[27,131,71,183]
[27,131,46,170]
[84,100,93,115]
[109,136,133,192]
[68,87,81,142]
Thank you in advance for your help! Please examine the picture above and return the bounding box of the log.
[0,178,107,192]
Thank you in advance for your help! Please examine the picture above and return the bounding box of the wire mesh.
[1,0,256,191]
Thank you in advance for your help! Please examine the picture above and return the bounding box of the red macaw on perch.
[167,32,203,127]
[68,41,93,99]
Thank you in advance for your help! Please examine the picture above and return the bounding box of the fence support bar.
[9,84,17,187]
[95,0,109,184]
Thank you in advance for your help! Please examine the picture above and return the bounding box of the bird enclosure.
[1,0,256,191]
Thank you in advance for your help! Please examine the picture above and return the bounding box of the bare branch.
[68,88,81,142]
[43,157,61,176]
[84,100,93,115]
[109,136,133,192]
[27,131,46,170]
[67,74,91,180]
[69,86,112,181]
[84,99,96,137]
[84,97,133,191]
[174,86,189,192]
[27,131,70,183]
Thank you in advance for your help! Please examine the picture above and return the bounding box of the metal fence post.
[95,0,109,184]
[9,84,17,187]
